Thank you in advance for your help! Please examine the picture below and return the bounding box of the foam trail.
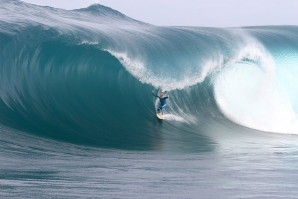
[163,114,188,123]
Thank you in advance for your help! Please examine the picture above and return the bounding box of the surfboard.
[156,113,165,120]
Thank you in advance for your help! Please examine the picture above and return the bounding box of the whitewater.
[1,1,298,198]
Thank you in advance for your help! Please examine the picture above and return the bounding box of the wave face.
[1,0,298,148]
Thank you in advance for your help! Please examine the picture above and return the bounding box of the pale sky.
[22,0,298,27]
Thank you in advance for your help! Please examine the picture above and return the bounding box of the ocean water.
[1,0,298,198]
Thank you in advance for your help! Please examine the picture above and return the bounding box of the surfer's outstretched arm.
[152,90,159,98]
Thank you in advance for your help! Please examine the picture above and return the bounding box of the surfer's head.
[160,92,164,97]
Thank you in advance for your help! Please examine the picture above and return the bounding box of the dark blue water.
[1,1,298,198]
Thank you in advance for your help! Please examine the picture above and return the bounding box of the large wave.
[1,0,298,148]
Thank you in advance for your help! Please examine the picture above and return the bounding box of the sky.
[22,0,298,27]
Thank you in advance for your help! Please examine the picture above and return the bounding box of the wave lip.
[73,4,148,25]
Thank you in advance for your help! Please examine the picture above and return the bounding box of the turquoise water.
[1,1,298,198]
[1,126,298,198]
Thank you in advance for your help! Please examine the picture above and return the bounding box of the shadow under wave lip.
[0,39,217,152]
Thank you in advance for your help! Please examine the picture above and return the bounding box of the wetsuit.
[152,93,169,115]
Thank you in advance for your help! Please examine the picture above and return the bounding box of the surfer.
[152,90,170,115]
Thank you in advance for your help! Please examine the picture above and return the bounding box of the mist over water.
[1,1,298,198]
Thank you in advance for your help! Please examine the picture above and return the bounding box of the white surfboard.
[156,113,165,120]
